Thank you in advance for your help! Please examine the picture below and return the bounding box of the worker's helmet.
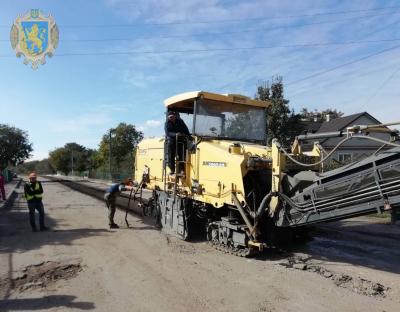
[124,178,133,186]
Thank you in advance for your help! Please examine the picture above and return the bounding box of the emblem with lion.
[20,23,47,55]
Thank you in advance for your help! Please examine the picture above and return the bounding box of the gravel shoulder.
[0,179,399,312]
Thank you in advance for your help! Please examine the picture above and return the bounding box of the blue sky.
[1,0,400,160]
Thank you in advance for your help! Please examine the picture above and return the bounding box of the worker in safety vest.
[104,178,134,229]
[24,172,48,232]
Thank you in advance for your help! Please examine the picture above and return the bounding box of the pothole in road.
[278,256,389,298]
[11,260,82,292]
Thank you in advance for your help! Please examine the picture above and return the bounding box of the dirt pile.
[279,256,389,297]
[11,260,82,292]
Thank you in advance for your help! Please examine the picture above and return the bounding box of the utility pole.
[71,150,74,176]
[109,129,112,181]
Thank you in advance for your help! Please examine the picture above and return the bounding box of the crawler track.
[208,240,259,257]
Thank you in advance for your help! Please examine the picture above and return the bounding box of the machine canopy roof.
[164,91,270,111]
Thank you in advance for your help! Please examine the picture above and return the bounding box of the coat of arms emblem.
[10,9,59,69]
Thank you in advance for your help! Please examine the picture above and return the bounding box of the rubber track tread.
[208,240,259,258]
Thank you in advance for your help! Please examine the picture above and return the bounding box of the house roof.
[301,120,323,134]
[317,112,380,133]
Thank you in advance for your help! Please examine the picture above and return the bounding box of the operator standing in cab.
[164,111,190,174]
[104,178,134,229]
[24,172,49,232]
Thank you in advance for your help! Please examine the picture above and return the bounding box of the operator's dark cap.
[167,111,176,117]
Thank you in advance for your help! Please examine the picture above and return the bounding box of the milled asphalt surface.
[0,177,399,312]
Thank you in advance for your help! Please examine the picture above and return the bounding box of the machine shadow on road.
[218,219,400,273]
[0,295,95,311]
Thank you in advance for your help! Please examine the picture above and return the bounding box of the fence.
[1,168,13,183]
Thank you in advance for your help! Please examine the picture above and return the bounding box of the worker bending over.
[104,178,134,229]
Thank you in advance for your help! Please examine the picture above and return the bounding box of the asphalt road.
[0,178,399,312]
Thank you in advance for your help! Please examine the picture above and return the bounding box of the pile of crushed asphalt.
[278,256,389,298]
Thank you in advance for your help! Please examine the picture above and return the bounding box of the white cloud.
[145,119,162,127]
[136,119,164,138]
[97,102,134,112]
[122,70,159,88]
[105,0,400,124]
[48,112,112,133]
[107,0,322,24]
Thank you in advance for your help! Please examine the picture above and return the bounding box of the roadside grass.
[367,212,391,219]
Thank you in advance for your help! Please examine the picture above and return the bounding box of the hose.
[276,135,400,167]
[255,192,272,218]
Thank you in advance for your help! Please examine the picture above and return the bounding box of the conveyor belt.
[279,147,400,227]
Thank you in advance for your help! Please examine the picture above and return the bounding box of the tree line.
[12,123,143,177]
[48,123,143,176]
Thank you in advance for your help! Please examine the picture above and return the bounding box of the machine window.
[338,153,352,163]
[194,101,266,142]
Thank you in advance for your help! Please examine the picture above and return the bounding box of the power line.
[1,12,396,43]
[356,65,400,112]
[1,5,399,28]
[286,19,400,98]
[216,17,400,94]
[286,44,400,86]
[63,5,400,27]
[1,38,400,58]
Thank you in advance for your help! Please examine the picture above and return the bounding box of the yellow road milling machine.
[134,91,400,256]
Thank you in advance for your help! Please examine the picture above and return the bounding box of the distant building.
[312,112,392,162]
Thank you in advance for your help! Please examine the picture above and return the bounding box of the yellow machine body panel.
[134,90,321,212]
[135,137,165,184]
[135,138,274,208]
[132,90,328,255]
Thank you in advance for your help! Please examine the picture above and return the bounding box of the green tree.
[98,123,143,171]
[87,148,101,171]
[256,77,302,146]
[64,143,91,172]
[14,159,55,175]
[299,108,344,121]
[49,143,94,175]
[0,124,33,167]
[49,147,70,175]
